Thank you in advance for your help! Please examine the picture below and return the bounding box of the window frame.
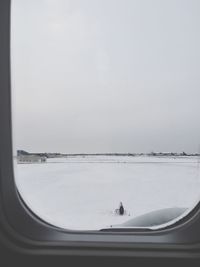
[1,0,200,258]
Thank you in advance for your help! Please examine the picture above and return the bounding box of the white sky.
[11,0,200,153]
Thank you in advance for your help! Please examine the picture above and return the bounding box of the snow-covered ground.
[14,156,200,230]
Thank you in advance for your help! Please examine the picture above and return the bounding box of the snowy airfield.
[14,156,200,230]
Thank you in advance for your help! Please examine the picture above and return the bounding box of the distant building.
[17,150,29,156]
[17,155,46,164]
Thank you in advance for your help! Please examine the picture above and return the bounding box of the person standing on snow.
[119,202,124,215]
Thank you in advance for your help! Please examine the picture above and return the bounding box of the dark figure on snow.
[119,202,124,215]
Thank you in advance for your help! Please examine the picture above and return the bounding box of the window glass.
[12,0,200,230]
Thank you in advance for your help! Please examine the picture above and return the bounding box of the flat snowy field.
[14,156,200,230]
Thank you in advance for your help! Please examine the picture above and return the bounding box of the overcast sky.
[11,0,200,153]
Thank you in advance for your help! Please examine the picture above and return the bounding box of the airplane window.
[11,0,200,231]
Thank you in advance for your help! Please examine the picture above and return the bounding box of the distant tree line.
[17,150,200,158]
